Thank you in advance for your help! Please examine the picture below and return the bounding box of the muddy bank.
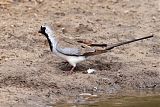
[0,0,160,106]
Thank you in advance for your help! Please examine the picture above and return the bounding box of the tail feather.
[83,35,153,57]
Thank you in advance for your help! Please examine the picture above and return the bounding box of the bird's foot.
[63,66,75,75]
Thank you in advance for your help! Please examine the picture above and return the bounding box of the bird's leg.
[70,66,75,72]
[67,66,75,75]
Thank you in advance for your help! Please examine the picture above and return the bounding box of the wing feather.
[56,45,81,55]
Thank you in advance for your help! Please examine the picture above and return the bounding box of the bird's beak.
[38,29,42,33]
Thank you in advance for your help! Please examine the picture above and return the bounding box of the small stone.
[87,68,96,74]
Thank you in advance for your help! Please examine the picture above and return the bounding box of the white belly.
[66,56,86,67]
[53,51,86,67]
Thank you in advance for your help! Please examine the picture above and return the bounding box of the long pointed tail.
[83,35,154,57]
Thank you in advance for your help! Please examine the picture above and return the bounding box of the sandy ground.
[0,0,160,106]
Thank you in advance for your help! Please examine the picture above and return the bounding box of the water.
[78,96,160,107]
[85,96,160,107]
[56,95,160,107]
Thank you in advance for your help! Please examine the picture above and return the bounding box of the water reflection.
[79,96,160,107]
[57,95,160,107]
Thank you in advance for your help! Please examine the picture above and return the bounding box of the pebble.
[87,68,96,74]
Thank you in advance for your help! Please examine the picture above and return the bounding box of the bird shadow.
[57,60,122,72]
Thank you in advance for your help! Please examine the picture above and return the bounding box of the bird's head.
[38,24,53,37]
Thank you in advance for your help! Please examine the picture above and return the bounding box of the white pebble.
[87,68,96,74]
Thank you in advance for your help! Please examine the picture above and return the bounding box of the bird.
[38,24,153,74]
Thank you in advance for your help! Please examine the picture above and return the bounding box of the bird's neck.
[44,32,58,52]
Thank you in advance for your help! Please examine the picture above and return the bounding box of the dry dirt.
[0,0,160,106]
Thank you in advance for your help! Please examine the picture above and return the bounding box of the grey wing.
[56,46,81,55]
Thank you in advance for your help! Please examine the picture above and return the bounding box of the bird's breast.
[66,56,86,66]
